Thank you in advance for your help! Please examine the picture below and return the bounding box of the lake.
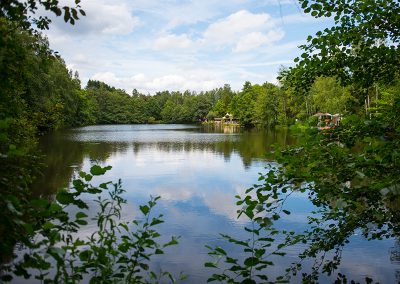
[32,124,399,283]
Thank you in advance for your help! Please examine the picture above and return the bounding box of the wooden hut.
[314,112,342,131]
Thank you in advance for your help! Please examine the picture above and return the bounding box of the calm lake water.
[32,124,399,283]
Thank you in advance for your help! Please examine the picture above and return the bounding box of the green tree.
[161,99,179,123]
[0,0,87,266]
[207,1,400,283]
[229,82,257,126]
[192,95,213,121]
[278,67,311,121]
[253,83,281,127]
[309,76,355,114]
[277,0,400,280]
[144,95,163,122]
[294,0,400,90]
[210,100,226,118]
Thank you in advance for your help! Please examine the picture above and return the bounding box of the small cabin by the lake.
[212,113,239,125]
[314,113,341,131]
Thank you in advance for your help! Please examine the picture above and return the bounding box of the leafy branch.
[1,165,183,283]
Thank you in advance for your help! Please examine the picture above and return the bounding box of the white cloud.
[97,4,140,34]
[153,186,194,201]
[149,75,185,89]
[42,1,326,94]
[201,185,251,222]
[163,1,221,30]
[154,33,194,50]
[135,74,222,93]
[204,10,272,43]
[92,72,121,87]
[202,10,284,51]
[234,29,284,52]
[91,71,223,93]
[50,0,140,35]
[130,73,146,82]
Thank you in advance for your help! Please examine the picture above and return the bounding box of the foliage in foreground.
[205,166,300,284]
[0,165,182,283]
[206,87,399,282]
[206,0,400,281]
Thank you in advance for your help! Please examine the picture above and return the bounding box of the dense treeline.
[0,17,370,145]
[0,17,369,142]
[15,73,360,131]
[80,75,365,128]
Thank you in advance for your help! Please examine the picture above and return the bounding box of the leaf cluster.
[290,0,400,92]
[205,167,301,284]
[0,0,86,30]
[1,165,182,283]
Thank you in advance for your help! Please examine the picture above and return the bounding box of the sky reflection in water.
[34,124,399,283]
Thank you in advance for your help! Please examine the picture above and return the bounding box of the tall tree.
[253,83,281,127]
[294,0,400,90]
[270,1,400,281]
[229,82,257,126]
[309,76,355,114]
[0,0,86,264]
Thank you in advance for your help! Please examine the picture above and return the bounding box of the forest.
[1,0,400,283]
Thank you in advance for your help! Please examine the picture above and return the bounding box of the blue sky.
[44,0,332,94]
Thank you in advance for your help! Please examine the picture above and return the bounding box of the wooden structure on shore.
[314,113,342,131]
[214,113,239,125]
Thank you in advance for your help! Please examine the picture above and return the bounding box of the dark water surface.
[32,124,399,283]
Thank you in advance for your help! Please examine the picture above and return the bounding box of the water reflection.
[33,125,294,196]
[390,240,400,282]
[30,124,398,283]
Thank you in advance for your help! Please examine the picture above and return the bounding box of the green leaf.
[215,247,227,255]
[241,278,256,284]
[56,190,74,205]
[245,206,254,219]
[139,263,149,270]
[140,205,150,215]
[244,257,259,267]
[49,203,62,212]
[63,7,70,23]
[30,199,50,208]
[90,165,111,176]
[84,174,92,181]
[99,182,109,189]
[164,236,179,247]
[73,179,85,191]
[150,218,164,226]
[75,219,88,225]
[79,250,91,261]
[42,221,54,230]
[75,211,88,219]
[205,262,218,268]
